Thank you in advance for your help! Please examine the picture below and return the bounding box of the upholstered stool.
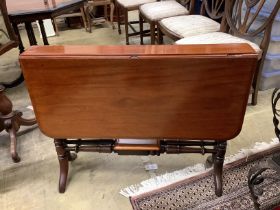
[157,0,225,43]
[139,0,192,44]
[84,0,115,33]
[54,7,87,35]
[116,0,156,45]
[159,15,221,40]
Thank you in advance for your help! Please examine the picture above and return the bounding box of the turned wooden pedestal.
[0,85,37,162]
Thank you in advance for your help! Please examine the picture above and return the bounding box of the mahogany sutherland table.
[20,44,258,196]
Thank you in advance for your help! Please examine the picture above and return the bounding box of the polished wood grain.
[21,44,256,56]
[114,139,160,151]
[20,44,258,141]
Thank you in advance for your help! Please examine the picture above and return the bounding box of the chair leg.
[251,65,262,106]
[52,18,59,36]
[124,9,129,45]
[80,7,87,31]
[104,4,108,21]
[213,141,227,197]
[54,139,69,193]
[150,22,155,45]
[85,5,92,33]
[117,4,121,34]
[139,14,144,45]
[157,27,164,44]
[251,87,258,106]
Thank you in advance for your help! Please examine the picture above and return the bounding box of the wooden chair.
[84,0,115,33]
[175,0,280,105]
[0,0,37,162]
[53,7,87,35]
[20,44,258,196]
[115,0,156,45]
[158,0,225,43]
[139,0,195,44]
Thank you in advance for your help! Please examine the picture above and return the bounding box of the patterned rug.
[130,144,280,210]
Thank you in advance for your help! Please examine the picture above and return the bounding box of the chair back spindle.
[225,0,280,39]
[223,0,280,105]
[200,0,226,21]
[177,0,195,14]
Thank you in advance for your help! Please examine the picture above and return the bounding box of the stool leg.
[157,27,164,44]
[51,18,59,36]
[80,7,87,31]
[54,139,69,193]
[139,14,144,45]
[150,22,155,45]
[104,4,108,21]
[213,141,227,197]
[124,9,129,45]
[117,4,121,34]
[110,2,115,29]
[85,5,92,33]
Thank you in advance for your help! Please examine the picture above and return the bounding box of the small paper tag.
[27,105,34,110]
[144,163,158,171]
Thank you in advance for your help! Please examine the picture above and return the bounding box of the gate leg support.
[54,139,69,193]
[213,141,227,197]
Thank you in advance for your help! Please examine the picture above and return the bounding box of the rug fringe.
[225,138,279,164]
[120,138,279,198]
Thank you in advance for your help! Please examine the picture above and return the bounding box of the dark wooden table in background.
[4,0,86,88]
[7,0,86,53]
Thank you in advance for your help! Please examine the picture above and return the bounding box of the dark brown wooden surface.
[20,44,258,141]
[21,44,256,56]
[7,0,85,17]
[5,0,86,63]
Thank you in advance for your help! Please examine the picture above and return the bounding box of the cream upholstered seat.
[175,32,262,59]
[157,0,225,44]
[159,15,221,39]
[117,0,155,9]
[140,1,189,21]
[139,0,194,44]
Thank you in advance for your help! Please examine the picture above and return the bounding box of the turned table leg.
[54,139,69,193]
[213,141,227,197]
[0,85,37,162]
[54,139,77,193]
